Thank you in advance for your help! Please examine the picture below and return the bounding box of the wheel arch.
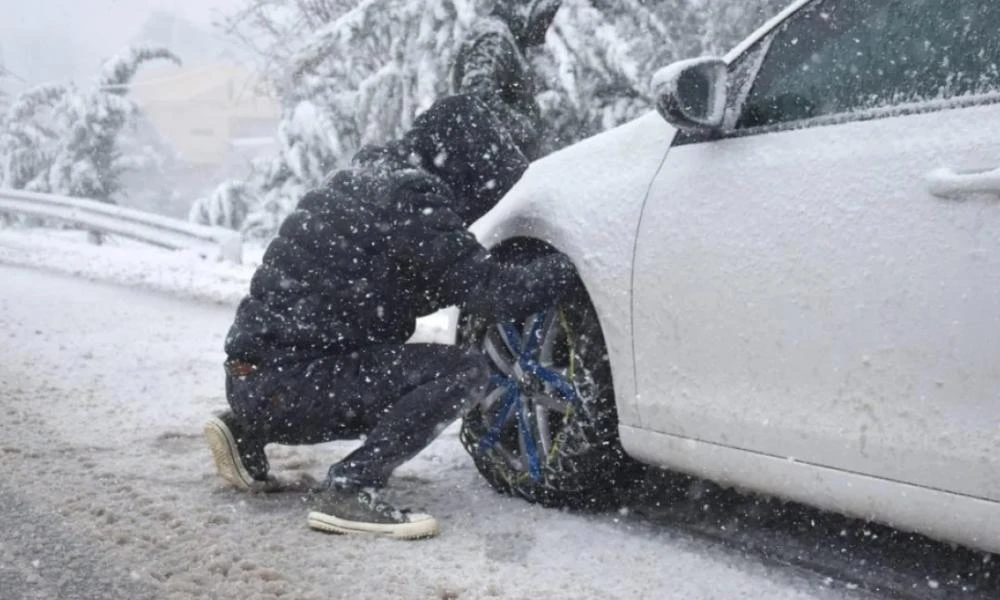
[478,234,639,430]
[469,112,673,430]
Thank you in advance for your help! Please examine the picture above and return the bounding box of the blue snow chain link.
[478,311,581,481]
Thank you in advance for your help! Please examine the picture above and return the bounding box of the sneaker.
[203,411,270,491]
[307,487,439,540]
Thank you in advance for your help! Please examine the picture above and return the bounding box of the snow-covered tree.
[0,46,179,240]
[223,0,357,79]
[203,0,482,236]
[189,179,254,230]
[0,45,179,203]
[0,84,67,190]
[41,46,181,203]
[533,0,661,151]
[0,60,11,113]
[284,0,480,148]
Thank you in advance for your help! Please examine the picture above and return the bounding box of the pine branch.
[99,45,182,94]
[5,84,68,122]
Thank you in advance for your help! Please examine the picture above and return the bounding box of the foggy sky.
[0,0,244,86]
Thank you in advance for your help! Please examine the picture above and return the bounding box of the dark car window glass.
[738,0,1000,129]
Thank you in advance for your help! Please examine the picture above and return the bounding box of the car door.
[632,0,1000,501]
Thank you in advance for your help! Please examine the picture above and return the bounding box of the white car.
[457,0,1000,555]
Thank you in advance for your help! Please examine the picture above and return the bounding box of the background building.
[131,61,279,168]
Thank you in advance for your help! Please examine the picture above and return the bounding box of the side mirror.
[651,58,727,131]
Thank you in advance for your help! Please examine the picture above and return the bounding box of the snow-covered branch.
[0,44,180,213]
[99,45,182,93]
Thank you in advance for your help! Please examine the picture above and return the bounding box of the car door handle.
[925,166,1000,199]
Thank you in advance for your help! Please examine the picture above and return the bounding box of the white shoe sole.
[306,511,440,540]
[203,416,255,491]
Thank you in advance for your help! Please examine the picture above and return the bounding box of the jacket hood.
[401,94,530,226]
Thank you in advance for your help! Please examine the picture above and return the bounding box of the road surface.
[1,264,868,600]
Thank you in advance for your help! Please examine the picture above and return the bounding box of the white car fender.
[470,111,677,427]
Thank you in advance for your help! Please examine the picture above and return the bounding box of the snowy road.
[0,264,865,600]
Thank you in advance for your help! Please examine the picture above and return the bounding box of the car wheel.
[459,286,642,509]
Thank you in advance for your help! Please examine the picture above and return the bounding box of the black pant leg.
[225,353,374,446]
[326,344,490,488]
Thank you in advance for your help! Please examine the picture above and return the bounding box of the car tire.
[459,281,643,510]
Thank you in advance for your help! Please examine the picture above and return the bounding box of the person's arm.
[453,248,577,324]
[452,18,541,161]
[398,197,576,323]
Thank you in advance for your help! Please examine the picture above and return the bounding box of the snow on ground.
[0,230,863,599]
[0,228,456,343]
[0,227,259,305]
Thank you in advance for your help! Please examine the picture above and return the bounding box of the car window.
[737,0,1000,129]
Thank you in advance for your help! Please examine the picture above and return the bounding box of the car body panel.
[620,424,1000,555]
[465,0,1000,555]
[632,100,1000,503]
[471,111,676,428]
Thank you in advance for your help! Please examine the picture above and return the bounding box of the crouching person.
[204,0,568,539]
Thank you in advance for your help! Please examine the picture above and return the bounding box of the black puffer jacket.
[225,95,575,366]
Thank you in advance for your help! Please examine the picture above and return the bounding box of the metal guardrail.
[0,188,242,264]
